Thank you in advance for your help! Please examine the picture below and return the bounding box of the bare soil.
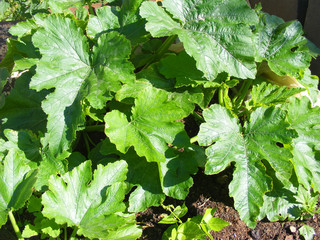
[136,169,320,240]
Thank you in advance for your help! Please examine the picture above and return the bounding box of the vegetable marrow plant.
[1,0,320,239]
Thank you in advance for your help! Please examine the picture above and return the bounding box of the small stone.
[289,226,296,233]
[285,235,294,240]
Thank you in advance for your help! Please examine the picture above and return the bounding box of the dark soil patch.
[136,169,320,240]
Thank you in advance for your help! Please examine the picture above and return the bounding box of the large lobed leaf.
[254,12,313,78]
[198,105,297,227]
[140,0,258,80]
[42,160,141,239]
[105,87,188,162]
[30,15,134,159]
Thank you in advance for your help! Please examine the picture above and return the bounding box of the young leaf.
[105,87,187,162]
[30,15,134,159]
[254,12,312,77]
[159,204,188,224]
[42,160,141,239]
[0,131,38,227]
[299,225,315,240]
[198,105,297,227]
[285,97,320,192]
[140,0,258,80]
[201,208,229,232]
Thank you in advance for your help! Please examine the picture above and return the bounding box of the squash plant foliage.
[0,0,320,238]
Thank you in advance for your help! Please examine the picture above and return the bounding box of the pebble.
[289,226,296,233]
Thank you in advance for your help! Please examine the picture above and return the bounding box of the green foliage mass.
[0,0,320,239]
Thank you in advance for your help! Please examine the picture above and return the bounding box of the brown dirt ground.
[136,169,320,240]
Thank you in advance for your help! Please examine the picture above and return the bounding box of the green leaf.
[250,81,304,107]
[161,146,199,199]
[100,143,165,212]
[202,208,229,232]
[27,195,42,213]
[30,15,90,159]
[158,51,225,88]
[0,71,48,136]
[105,87,187,162]
[258,161,300,222]
[140,0,258,80]
[255,12,312,77]
[100,137,202,211]
[159,204,188,224]
[0,129,54,192]
[299,225,315,240]
[0,1,10,19]
[117,63,206,113]
[198,105,297,227]
[0,132,38,227]
[35,151,67,191]
[0,67,8,93]
[22,224,39,238]
[298,69,320,105]
[117,0,149,45]
[285,97,320,192]
[30,15,134,159]
[175,219,204,239]
[87,1,148,45]
[21,213,62,239]
[42,160,141,239]
[87,6,120,38]
[9,19,39,38]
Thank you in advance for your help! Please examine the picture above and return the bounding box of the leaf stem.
[86,1,95,15]
[142,35,177,70]
[83,132,91,154]
[70,227,78,239]
[191,112,204,123]
[190,136,198,144]
[234,78,253,108]
[161,204,183,224]
[63,225,68,240]
[84,125,105,132]
[218,87,224,106]
[157,35,177,57]
[8,210,24,240]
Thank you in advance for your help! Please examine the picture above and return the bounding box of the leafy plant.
[0,0,49,21]
[0,0,320,239]
[160,204,229,240]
